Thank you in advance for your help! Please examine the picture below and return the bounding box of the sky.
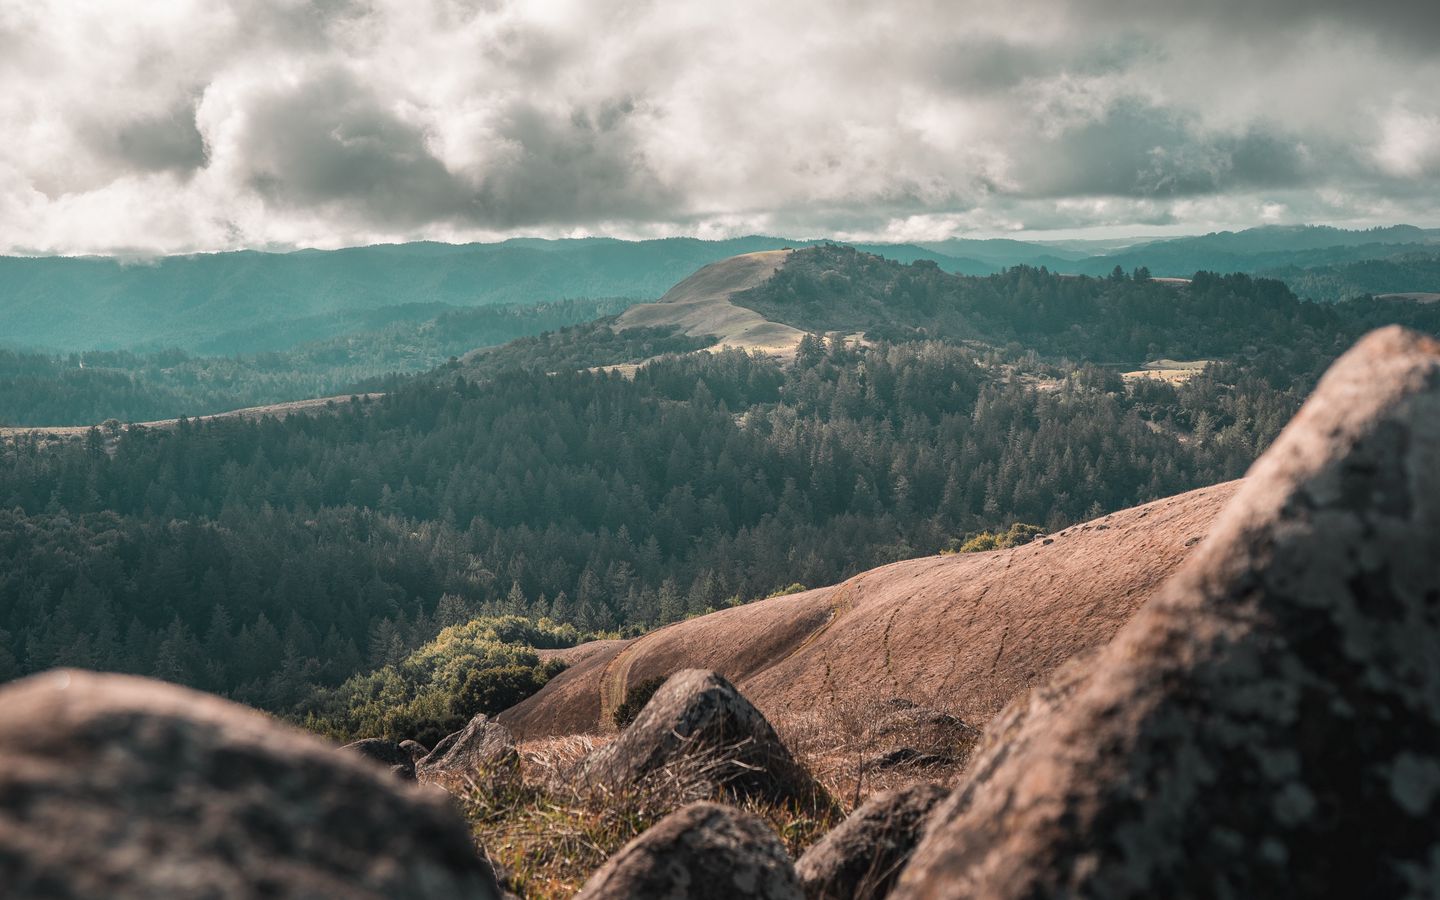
[2,0,1439,255]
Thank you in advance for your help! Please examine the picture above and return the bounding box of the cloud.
[1,0,1438,254]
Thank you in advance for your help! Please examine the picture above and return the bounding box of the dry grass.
[774,692,983,808]
[456,734,840,898]
[455,694,985,898]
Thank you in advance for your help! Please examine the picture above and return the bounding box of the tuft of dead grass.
[457,733,840,898]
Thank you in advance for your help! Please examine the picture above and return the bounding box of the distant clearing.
[0,393,381,441]
[1122,358,1211,384]
[614,250,807,355]
[1375,292,1440,303]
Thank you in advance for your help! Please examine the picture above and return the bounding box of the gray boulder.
[341,737,418,781]
[576,801,803,900]
[0,669,500,899]
[579,669,825,808]
[895,326,1440,898]
[796,783,947,900]
[416,714,520,785]
[399,739,430,763]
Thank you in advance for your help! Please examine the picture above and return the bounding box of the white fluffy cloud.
[2,0,1438,254]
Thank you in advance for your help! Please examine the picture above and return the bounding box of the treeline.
[0,339,1303,711]
[740,245,1440,369]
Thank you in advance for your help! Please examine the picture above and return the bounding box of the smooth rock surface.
[0,670,501,899]
[895,326,1440,898]
[576,801,803,900]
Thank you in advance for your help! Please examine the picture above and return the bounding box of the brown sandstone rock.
[576,801,803,900]
[0,669,501,899]
[416,714,519,785]
[578,669,825,808]
[895,326,1440,898]
[796,783,948,900]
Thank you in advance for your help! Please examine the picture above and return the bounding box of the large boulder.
[576,801,803,900]
[0,670,501,899]
[416,714,519,785]
[895,326,1440,898]
[796,783,948,900]
[578,669,825,808]
[341,737,419,781]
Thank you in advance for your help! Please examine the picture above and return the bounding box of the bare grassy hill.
[613,249,807,355]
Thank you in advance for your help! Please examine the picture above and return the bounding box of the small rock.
[341,737,418,781]
[416,714,519,785]
[797,783,948,900]
[579,669,826,809]
[862,747,954,772]
[576,801,803,900]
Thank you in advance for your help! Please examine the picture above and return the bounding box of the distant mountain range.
[4,225,1437,354]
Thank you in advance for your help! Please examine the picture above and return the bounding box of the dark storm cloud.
[927,35,1151,94]
[1014,102,1318,198]
[82,104,208,175]
[233,68,674,229]
[462,98,681,228]
[236,70,472,224]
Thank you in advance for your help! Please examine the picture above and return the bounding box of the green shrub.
[950,522,1045,554]
[611,675,668,729]
[299,615,577,744]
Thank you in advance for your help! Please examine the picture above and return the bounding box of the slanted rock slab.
[895,326,1440,898]
[796,783,947,900]
[416,714,519,785]
[0,669,501,900]
[576,801,804,900]
[578,669,824,808]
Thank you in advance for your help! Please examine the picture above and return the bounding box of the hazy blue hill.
[0,236,991,354]
[1061,225,1440,279]
[917,237,1091,268]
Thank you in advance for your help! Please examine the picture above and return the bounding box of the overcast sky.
[3,0,1439,255]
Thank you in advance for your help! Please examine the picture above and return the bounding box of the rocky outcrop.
[416,714,519,785]
[576,801,803,900]
[796,783,948,900]
[578,669,825,808]
[0,670,501,899]
[895,326,1440,898]
[342,737,419,781]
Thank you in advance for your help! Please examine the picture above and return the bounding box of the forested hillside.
[0,297,633,426]
[739,245,1440,367]
[0,340,1292,710]
[7,246,1440,726]
[1264,253,1440,302]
